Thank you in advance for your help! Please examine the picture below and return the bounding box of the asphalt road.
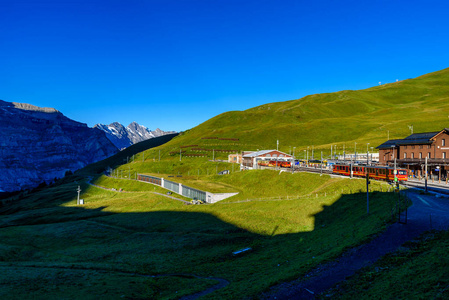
[262,189,449,299]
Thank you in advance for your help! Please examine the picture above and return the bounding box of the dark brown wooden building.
[376,128,449,179]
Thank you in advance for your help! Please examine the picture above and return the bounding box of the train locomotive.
[333,164,408,182]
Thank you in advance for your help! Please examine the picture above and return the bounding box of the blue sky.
[1,0,449,132]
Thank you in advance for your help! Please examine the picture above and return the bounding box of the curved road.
[262,189,449,299]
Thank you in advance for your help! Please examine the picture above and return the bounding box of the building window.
[427,145,431,149]
[443,139,446,146]
[428,152,431,158]
[419,152,422,159]
[411,153,414,159]
[404,153,407,159]
[443,152,447,159]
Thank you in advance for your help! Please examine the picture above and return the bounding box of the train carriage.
[333,164,408,182]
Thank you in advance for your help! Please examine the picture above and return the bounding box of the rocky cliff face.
[0,100,119,192]
[94,122,176,150]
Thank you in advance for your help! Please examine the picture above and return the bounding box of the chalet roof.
[376,128,449,149]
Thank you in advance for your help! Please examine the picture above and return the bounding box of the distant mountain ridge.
[94,122,176,150]
[0,100,119,192]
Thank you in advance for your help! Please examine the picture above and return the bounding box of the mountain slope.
[158,67,449,156]
[0,100,118,192]
[94,122,176,150]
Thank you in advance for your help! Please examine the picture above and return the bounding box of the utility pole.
[354,142,357,163]
[343,144,346,161]
[425,157,428,193]
[306,148,309,167]
[367,143,370,165]
[277,140,279,151]
[366,171,370,214]
[320,151,323,176]
[77,186,81,205]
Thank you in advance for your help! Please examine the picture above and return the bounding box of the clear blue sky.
[1,0,449,132]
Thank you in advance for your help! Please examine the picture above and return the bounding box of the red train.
[333,164,408,182]
[258,160,292,168]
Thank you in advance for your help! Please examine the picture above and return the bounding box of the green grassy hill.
[160,67,449,159]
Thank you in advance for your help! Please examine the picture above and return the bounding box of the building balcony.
[388,158,449,166]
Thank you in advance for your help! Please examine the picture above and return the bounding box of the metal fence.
[163,179,179,194]
[137,174,161,185]
[182,186,206,202]
[138,174,206,202]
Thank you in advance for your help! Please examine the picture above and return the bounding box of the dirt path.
[262,189,449,299]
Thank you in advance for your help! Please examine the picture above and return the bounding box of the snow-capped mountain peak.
[94,121,176,150]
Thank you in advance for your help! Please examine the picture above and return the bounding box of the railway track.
[294,166,333,175]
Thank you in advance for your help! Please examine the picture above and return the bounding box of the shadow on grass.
[0,184,398,299]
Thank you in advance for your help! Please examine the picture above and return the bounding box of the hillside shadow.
[0,186,396,298]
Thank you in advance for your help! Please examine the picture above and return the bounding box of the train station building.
[376,128,449,180]
[241,150,294,169]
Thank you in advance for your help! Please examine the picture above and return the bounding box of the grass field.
[0,169,402,299]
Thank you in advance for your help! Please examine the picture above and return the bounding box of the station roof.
[376,128,449,149]
[243,150,291,158]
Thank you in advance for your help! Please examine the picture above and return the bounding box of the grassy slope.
[158,67,449,157]
[0,172,399,299]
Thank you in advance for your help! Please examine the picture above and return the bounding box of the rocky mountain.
[94,122,176,150]
[0,100,119,192]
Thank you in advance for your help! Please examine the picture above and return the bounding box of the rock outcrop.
[94,122,176,150]
[0,100,118,192]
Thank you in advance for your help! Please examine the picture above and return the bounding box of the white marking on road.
[415,195,431,207]
[304,288,315,295]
